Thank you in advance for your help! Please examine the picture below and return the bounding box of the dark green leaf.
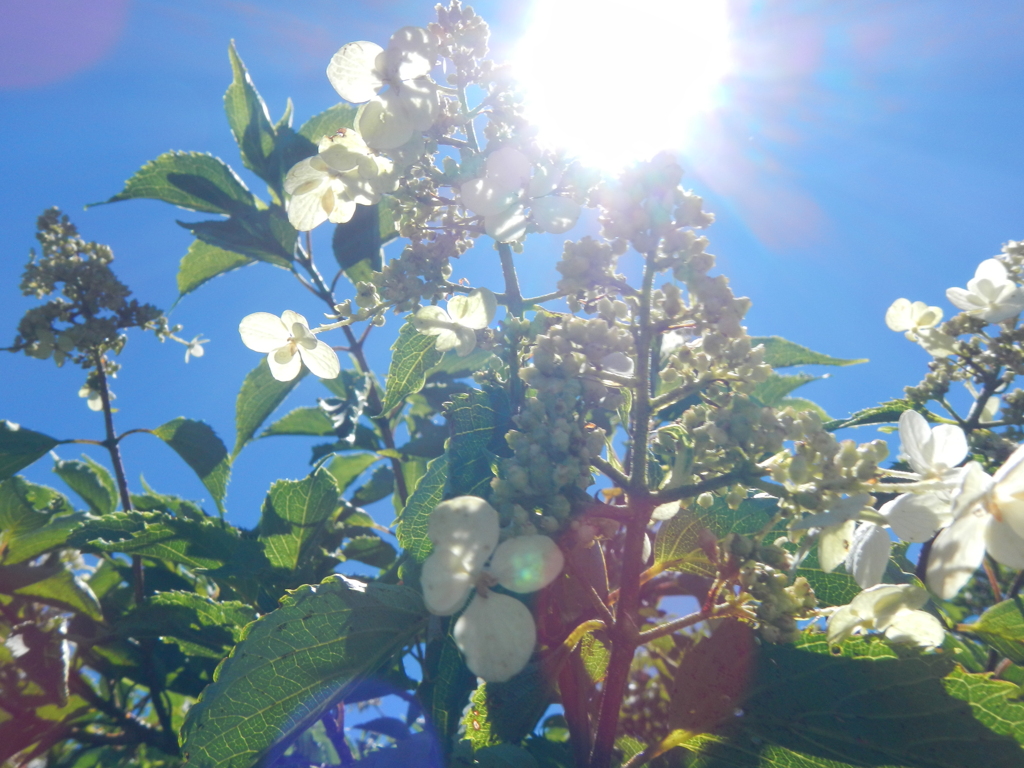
[0,420,60,480]
[261,407,335,437]
[961,597,1024,664]
[446,387,510,497]
[0,561,102,619]
[1,512,86,566]
[224,42,278,189]
[326,453,379,493]
[179,575,427,768]
[351,465,394,506]
[95,151,255,214]
[342,534,396,569]
[116,591,255,658]
[750,336,867,368]
[397,453,447,563]
[426,347,497,378]
[355,716,411,741]
[824,399,920,431]
[153,418,231,512]
[179,205,295,267]
[461,663,553,750]
[332,203,384,285]
[381,321,444,415]
[476,744,540,768]
[424,633,475,752]
[257,469,339,571]
[52,455,117,515]
[297,103,358,143]
[234,359,307,456]
[0,476,73,560]
[751,373,819,408]
[176,239,256,299]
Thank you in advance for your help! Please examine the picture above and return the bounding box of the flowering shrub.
[2,4,1024,768]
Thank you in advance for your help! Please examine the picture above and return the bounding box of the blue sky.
[2,0,1023,534]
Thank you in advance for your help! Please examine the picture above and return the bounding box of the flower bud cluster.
[10,209,165,368]
[555,236,623,298]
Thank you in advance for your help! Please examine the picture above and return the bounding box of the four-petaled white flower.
[885,298,956,357]
[926,446,1024,599]
[412,288,497,357]
[184,335,208,363]
[791,493,873,573]
[827,583,945,648]
[420,496,564,682]
[239,310,341,382]
[78,384,107,412]
[946,258,1024,324]
[284,130,394,231]
[327,27,439,150]
[459,147,581,243]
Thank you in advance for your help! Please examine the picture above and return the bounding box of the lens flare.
[513,0,733,172]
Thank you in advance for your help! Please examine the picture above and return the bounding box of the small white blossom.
[78,385,106,412]
[927,448,1024,599]
[184,335,208,363]
[827,583,945,648]
[327,27,439,150]
[420,496,564,682]
[284,131,394,231]
[238,310,341,382]
[946,258,1024,323]
[791,494,874,574]
[884,298,956,356]
[412,288,497,357]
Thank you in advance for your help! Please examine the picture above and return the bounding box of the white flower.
[184,335,208,363]
[78,385,106,412]
[827,583,945,649]
[791,494,873,573]
[327,27,439,150]
[284,131,394,231]
[412,288,497,357]
[946,258,1024,323]
[420,496,564,682]
[884,299,956,356]
[459,148,581,243]
[844,522,891,589]
[926,448,1024,599]
[238,310,341,382]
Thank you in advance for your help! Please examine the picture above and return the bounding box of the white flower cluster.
[420,496,564,682]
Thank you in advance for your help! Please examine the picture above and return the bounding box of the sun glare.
[512,0,733,173]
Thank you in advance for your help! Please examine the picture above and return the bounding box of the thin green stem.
[498,242,525,412]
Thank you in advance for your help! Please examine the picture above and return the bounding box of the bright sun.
[512,0,733,173]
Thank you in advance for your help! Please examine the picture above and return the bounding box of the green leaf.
[224,42,278,189]
[424,633,476,752]
[446,387,509,498]
[179,575,428,768]
[52,455,117,515]
[0,476,71,548]
[342,534,396,569]
[94,151,255,214]
[397,453,447,563]
[351,465,394,506]
[297,103,358,143]
[179,205,295,267]
[791,546,861,609]
[325,452,379,493]
[332,203,384,285]
[824,399,920,431]
[961,597,1024,664]
[0,420,60,480]
[1,512,86,566]
[381,321,444,415]
[0,561,102,620]
[750,336,867,368]
[153,418,231,512]
[461,664,553,750]
[751,373,819,407]
[115,591,255,658]
[777,396,831,421]
[426,347,497,378]
[234,359,308,457]
[261,406,335,437]
[257,469,339,571]
[176,239,256,299]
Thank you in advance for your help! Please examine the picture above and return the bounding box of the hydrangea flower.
[946,258,1024,323]
[78,384,106,412]
[238,310,341,382]
[420,496,564,682]
[926,446,1024,599]
[827,583,945,648]
[884,298,956,357]
[412,288,496,357]
[183,334,208,363]
[459,148,581,243]
[327,27,439,150]
[284,130,394,231]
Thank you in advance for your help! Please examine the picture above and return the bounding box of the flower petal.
[460,177,518,217]
[447,288,497,330]
[930,424,968,470]
[267,346,302,381]
[486,204,528,243]
[883,609,945,648]
[428,496,500,577]
[531,195,580,234]
[489,535,564,594]
[926,508,988,600]
[885,298,913,332]
[818,519,856,574]
[845,523,891,589]
[454,592,536,682]
[984,516,1024,570]
[397,77,438,131]
[298,339,341,380]
[280,310,309,329]
[945,286,984,313]
[412,305,453,336]
[453,326,477,357]
[327,41,386,103]
[485,147,532,194]
[879,493,950,543]
[421,550,474,616]
[356,92,414,150]
[385,26,437,81]
[239,313,289,353]
[826,605,863,645]
[897,410,932,476]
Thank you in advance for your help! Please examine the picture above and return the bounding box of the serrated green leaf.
[446,387,509,498]
[425,632,475,752]
[234,359,308,456]
[961,597,1024,664]
[257,469,339,571]
[94,151,256,214]
[342,534,396,569]
[224,42,278,189]
[382,321,444,415]
[115,591,255,658]
[326,453,379,493]
[0,561,102,620]
[176,239,256,299]
[397,453,447,563]
[751,373,819,407]
[297,103,358,143]
[578,631,610,683]
[0,476,67,539]
[179,205,295,267]
[2,512,87,566]
[261,406,335,437]
[332,203,384,286]
[179,575,427,768]
[750,336,867,368]
[0,420,60,480]
[461,664,552,750]
[153,418,230,512]
[824,399,920,431]
[52,456,117,515]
